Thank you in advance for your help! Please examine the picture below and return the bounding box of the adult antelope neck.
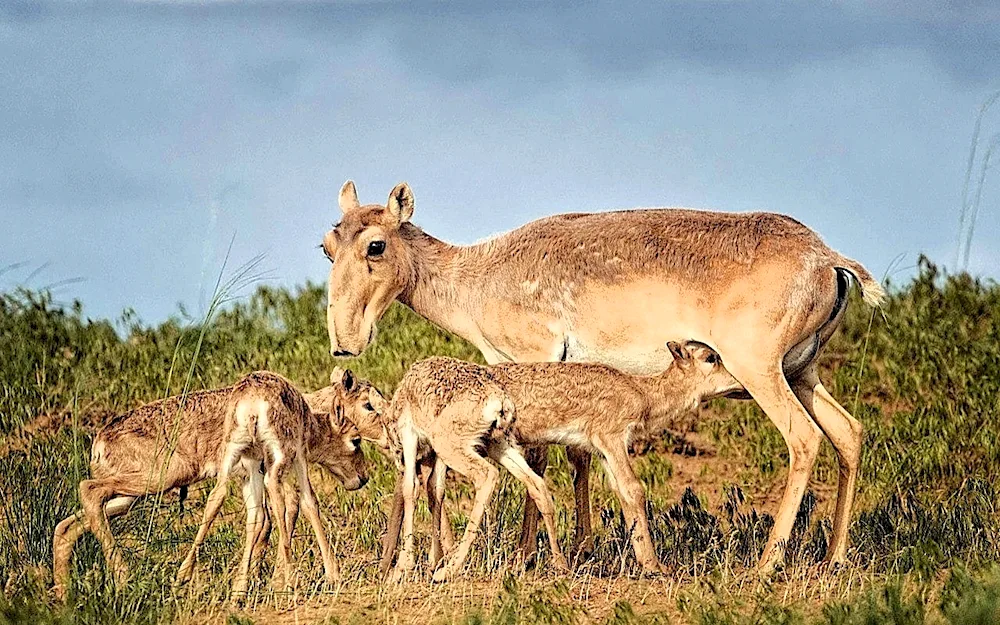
[395,224,496,344]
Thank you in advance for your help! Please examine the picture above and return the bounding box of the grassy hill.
[1,256,999,624]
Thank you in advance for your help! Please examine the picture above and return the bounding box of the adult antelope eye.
[364,402,374,411]
[351,437,362,448]
[367,240,386,257]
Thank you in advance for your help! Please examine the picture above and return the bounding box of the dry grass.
[3,257,1000,624]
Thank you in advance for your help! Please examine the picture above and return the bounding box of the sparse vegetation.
[1,255,998,623]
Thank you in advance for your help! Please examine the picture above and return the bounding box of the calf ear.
[329,401,345,425]
[386,182,414,225]
[339,368,356,393]
[339,180,360,214]
[330,366,345,386]
[667,341,691,364]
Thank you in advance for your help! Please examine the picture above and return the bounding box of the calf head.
[306,368,382,491]
[328,366,390,450]
[667,340,743,402]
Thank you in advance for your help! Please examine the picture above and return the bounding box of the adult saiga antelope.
[52,370,375,599]
[323,181,885,570]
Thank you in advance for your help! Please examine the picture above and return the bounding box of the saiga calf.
[388,342,739,581]
[52,370,377,599]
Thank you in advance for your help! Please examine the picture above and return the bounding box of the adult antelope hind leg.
[790,363,863,566]
[723,354,823,572]
[517,446,546,563]
[711,271,843,572]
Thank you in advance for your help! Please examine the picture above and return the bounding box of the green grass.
[1,255,999,624]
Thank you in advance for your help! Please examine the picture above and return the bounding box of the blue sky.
[2,1,999,323]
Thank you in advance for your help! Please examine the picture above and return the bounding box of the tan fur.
[52,370,374,600]
[386,358,553,583]
[303,369,460,577]
[385,344,739,579]
[324,182,885,569]
[304,367,389,447]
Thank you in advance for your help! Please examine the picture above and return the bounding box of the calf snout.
[343,474,368,491]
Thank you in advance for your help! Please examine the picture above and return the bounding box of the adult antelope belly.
[477,299,566,363]
[567,277,708,375]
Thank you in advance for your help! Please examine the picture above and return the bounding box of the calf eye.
[351,437,362,448]
[363,402,374,411]
[367,240,386,257]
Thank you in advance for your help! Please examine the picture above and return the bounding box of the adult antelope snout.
[327,302,376,357]
[326,305,358,357]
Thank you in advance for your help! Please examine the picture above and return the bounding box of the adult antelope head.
[324,181,415,357]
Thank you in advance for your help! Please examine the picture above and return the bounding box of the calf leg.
[177,444,245,585]
[425,455,450,567]
[490,441,568,571]
[233,470,266,596]
[79,480,132,586]
[263,454,293,591]
[432,448,500,583]
[53,495,135,599]
[593,437,663,574]
[389,424,421,582]
[294,455,340,584]
[379,477,405,579]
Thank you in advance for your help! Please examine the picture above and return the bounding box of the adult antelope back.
[322,180,885,570]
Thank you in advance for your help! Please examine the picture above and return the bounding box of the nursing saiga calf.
[387,343,739,580]
[52,370,376,599]
[325,181,885,570]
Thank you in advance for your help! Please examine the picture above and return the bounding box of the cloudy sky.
[2,1,999,323]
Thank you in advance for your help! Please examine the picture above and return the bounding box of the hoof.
[571,536,595,561]
[387,566,408,585]
[551,553,571,573]
[431,566,454,583]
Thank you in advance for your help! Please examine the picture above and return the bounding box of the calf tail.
[482,389,516,437]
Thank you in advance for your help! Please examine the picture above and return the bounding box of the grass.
[1,255,999,623]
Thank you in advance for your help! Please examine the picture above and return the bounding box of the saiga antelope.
[323,181,885,570]
[52,370,377,599]
[306,368,461,577]
[386,357,527,583]
[386,342,739,580]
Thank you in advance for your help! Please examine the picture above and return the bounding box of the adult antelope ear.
[339,180,360,214]
[667,341,692,364]
[386,182,414,225]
